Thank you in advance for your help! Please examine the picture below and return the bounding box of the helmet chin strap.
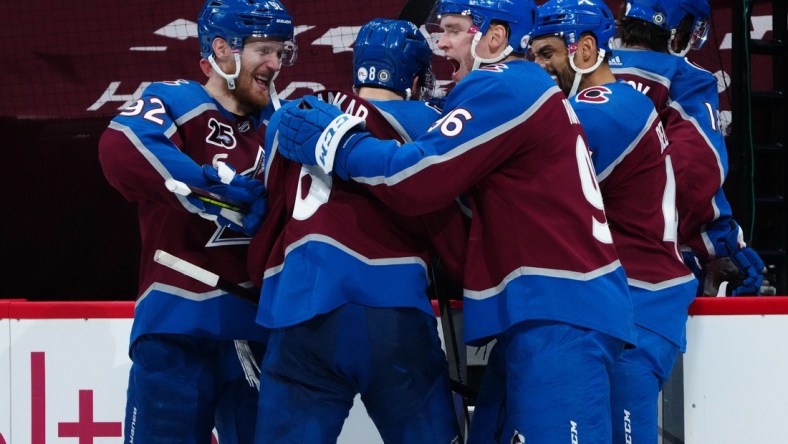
[209,52,242,90]
[470,32,513,71]
[208,48,285,112]
[567,47,606,97]
[668,30,692,57]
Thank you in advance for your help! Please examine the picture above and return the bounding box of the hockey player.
[269,0,638,442]
[247,18,466,443]
[524,1,698,443]
[612,0,765,296]
[97,0,295,442]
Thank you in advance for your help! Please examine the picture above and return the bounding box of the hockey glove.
[241,195,268,236]
[706,222,766,296]
[167,162,267,236]
[202,162,264,206]
[202,162,267,236]
[276,95,366,176]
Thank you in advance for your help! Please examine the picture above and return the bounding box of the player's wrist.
[333,132,368,180]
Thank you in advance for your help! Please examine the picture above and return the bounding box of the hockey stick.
[165,179,250,213]
[153,249,259,304]
[397,0,438,25]
[431,263,474,440]
[165,178,250,228]
[400,1,472,430]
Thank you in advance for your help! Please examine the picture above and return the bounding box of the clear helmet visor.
[279,40,298,66]
[689,17,709,50]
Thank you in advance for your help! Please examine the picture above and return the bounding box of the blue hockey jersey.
[611,48,738,259]
[571,82,697,349]
[98,80,269,347]
[334,61,637,345]
[248,90,468,329]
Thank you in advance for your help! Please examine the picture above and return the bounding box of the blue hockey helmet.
[435,0,537,55]
[353,18,434,99]
[198,0,296,64]
[625,0,710,52]
[625,0,709,29]
[531,0,616,54]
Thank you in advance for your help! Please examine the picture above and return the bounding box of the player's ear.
[212,37,231,60]
[578,34,598,65]
[410,76,420,101]
[488,23,509,56]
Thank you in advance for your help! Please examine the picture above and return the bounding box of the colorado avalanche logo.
[575,85,612,103]
[480,63,508,73]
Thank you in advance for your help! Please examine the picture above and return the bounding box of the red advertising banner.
[2,1,776,123]
[2,0,402,119]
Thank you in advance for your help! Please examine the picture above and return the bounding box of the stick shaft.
[153,249,259,304]
[165,179,248,212]
[397,0,438,25]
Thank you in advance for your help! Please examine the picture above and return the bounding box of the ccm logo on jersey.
[575,86,611,103]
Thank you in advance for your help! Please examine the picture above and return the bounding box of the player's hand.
[702,257,743,296]
[240,194,268,236]
[202,162,264,206]
[707,224,766,296]
[728,246,765,295]
[276,95,365,174]
[181,162,267,236]
[186,191,267,236]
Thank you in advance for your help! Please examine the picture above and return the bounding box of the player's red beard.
[230,68,270,111]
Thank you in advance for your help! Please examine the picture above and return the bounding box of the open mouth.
[447,57,461,81]
[254,75,270,90]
